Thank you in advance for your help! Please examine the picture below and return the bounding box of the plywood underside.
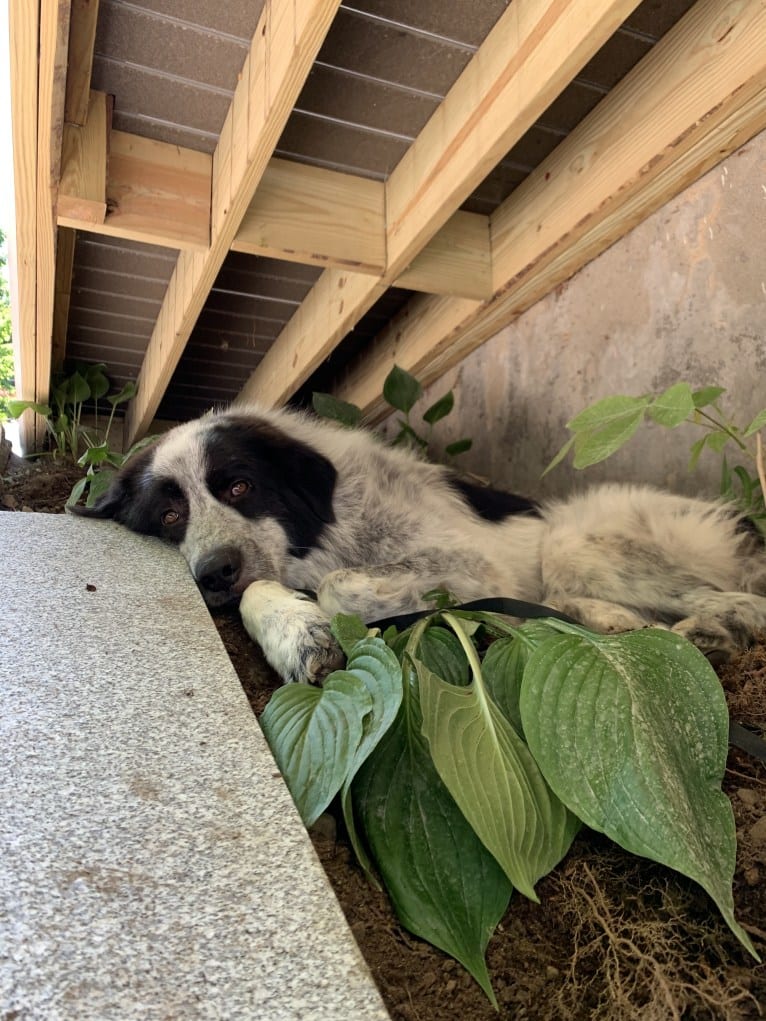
[9,0,766,449]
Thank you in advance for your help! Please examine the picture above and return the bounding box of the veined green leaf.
[542,434,575,477]
[260,672,372,827]
[647,382,695,427]
[337,640,403,882]
[744,407,766,437]
[85,468,116,507]
[519,629,757,959]
[566,394,651,432]
[418,615,579,901]
[482,623,560,735]
[330,613,371,657]
[572,410,646,469]
[692,385,726,409]
[418,626,469,686]
[354,657,511,1005]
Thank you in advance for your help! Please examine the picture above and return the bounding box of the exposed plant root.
[546,854,760,1021]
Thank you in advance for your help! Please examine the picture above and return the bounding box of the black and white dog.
[72,405,766,683]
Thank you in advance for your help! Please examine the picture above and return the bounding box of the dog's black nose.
[195,547,242,593]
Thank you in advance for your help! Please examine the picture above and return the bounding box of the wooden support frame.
[58,89,110,225]
[59,123,212,250]
[123,0,343,447]
[336,0,766,419]
[234,0,640,410]
[64,0,99,126]
[51,225,76,372]
[8,0,71,451]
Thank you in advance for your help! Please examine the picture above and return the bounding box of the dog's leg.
[670,589,766,662]
[541,596,649,634]
[240,581,343,685]
[316,555,493,622]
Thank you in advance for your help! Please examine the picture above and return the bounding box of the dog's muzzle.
[193,546,243,602]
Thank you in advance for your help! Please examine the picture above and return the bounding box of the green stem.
[694,409,749,454]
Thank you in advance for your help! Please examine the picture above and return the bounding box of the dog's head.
[70,411,337,606]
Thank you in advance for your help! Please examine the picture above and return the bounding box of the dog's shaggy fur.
[71,404,766,683]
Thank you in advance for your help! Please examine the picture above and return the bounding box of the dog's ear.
[67,443,156,522]
[273,439,337,526]
[67,473,130,520]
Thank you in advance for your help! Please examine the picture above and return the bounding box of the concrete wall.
[387,129,766,501]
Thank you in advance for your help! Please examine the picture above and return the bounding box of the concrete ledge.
[0,513,390,1020]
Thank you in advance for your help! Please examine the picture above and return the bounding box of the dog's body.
[72,404,766,683]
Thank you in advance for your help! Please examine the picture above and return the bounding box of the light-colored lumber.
[8,0,39,451]
[337,0,766,420]
[396,211,492,300]
[123,0,342,446]
[37,0,72,411]
[237,271,387,408]
[58,89,109,225]
[61,130,212,250]
[235,0,638,408]
[231,158,386,273]
[64,0,99,125]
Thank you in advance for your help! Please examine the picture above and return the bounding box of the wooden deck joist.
[12,0,766,455]
[234,0,640,409]
[335,0,766,419]
[122,0,343,447]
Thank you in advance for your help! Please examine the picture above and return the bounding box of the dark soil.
[4,458,765,1020]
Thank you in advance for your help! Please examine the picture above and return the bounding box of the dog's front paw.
[239,580,344,684]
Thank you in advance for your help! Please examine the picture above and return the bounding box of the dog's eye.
[161,509,180,526]
[230,480,250,499]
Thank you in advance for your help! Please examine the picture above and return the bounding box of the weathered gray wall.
[387,129,766,501]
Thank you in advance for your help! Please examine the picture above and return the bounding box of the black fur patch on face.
[69,442,190,544]
[449,477,540,522]
[204,417,337,557]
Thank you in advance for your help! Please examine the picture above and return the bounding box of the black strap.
[369,596,766,764]
[370,595,579,633]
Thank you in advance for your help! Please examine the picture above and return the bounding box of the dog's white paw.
[239,580,344,685]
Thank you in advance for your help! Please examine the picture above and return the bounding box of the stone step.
[0,513,390,1021]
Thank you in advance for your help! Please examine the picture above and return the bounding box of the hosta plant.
[260,608,758,1004]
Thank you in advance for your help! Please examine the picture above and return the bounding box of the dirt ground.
[3,457,765,1020]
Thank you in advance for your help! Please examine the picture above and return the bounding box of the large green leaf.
[482,623,560,735]
[337,640,403,881]
[260,672,372,827]
[417,616,579,901]
[354,657,511,1004]
[417,626,469,686]
[519,628,757,958]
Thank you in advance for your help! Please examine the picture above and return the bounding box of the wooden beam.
[336,0,766,419]
[58,89,109,225]
[52,226,76,372]
[64,0,99,125]
[237,271,387,407]
[396,211,492,300]
[8,0,40,452]
[37,0,72,409]
[232,158,385,273]
[61,139,488,294]
[123,0,342,446]
[234,0,639,408]
[58,129,212,249]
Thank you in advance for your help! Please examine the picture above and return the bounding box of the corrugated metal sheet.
[66,0,697,422]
